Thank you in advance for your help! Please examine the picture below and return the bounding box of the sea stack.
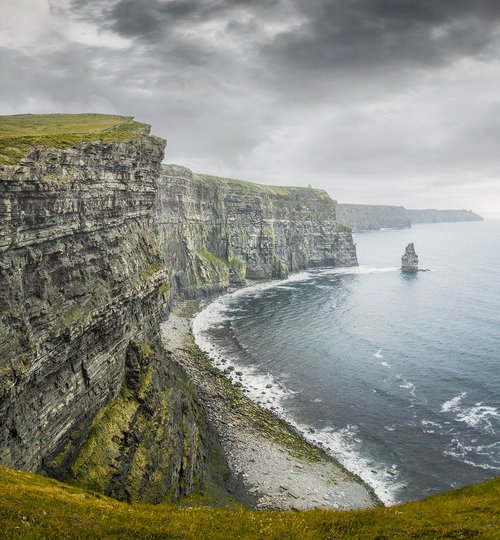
[401,242,419,272]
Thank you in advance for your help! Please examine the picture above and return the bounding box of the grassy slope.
[0,467,498,539]
[0,113,148,165]
[192,171,331,199]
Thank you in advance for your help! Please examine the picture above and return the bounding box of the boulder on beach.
[401,243,419,272]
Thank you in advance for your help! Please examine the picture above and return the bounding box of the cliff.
[0,115,234,504]
[156,165,357,298]
[336,203,411,231]
[336,203,483,231]
[405,208,483,224]
[0,114,357,505]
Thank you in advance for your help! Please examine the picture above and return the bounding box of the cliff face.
[156,165,358,298]
[0,130,233,504]
[0,134,163,469]
[405,208,483,224]
[336,204,411,232]
[336,203,483,231]
[0,115,358,505]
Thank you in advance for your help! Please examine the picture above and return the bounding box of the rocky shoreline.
[161,300,379,511]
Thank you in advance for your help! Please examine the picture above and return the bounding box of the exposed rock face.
[0,130,358,504]
[336,203,482,232]
[0,132,233,503]
[156,165,358,298]
[401,243,419,272]
[405,208,483,224]
[336,204,411,232]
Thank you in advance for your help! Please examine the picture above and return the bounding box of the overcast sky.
[1,1,499,216]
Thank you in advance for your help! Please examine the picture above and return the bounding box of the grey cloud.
[1,0,499,215]
[108,0,203,38]
[266,0,500,76]
[76,0,285,41]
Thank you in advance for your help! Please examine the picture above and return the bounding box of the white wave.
[374,349,383,359]
[441,392,467,412]
[456,404,499,433]
[380,361,391,368]
[399,379,416,397]
[440,392,499,434]
[421,420,443,428]
[394,374,416,397]
[444,438,500,471]
[193,320,401,503]
[294,423,402,505]
[192,267,407,506]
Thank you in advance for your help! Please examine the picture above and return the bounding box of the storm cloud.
[1,0,499,215]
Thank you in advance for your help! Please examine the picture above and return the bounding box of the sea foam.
[192,267,404,506]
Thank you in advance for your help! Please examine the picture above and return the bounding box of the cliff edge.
[0,114,358,506]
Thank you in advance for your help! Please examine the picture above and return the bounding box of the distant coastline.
[336,203,483,232]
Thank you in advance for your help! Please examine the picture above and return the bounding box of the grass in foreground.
[0,467,498,539]
[0,113,148,165]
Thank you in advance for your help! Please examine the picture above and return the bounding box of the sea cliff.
[336,203,483,231]
[0,114,358,505]
[156,164,357,298]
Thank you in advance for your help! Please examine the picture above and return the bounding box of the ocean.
[192,220,500,504]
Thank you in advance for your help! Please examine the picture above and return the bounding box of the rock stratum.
[0,114,358,506]
[336,203,483,232]
[401,243,419,272]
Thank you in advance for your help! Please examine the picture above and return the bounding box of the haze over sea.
[193,221,500,504]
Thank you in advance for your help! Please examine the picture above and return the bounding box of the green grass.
[0,113,148,165]
[197,247,229,268]
[139,264,163,282]
[191,171,331,199]
[0,467,498,539]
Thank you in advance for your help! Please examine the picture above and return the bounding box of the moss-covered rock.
[55,339,235,505]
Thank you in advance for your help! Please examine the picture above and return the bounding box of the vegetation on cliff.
[0,467,498,539]
[194,171,332,199]
[0,113,148,165]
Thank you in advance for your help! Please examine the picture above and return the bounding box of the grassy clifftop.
[0,467,497,539]
[189,169,332,199]
[0,113,149,165]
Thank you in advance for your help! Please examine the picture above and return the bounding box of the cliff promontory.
[0,115,237,504]
[0,113,357,505]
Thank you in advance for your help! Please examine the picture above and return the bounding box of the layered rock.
[336,203,483,232]
[336,204,411,232]
[401,243,419,272]
[156,165,358,298]
[0,129,232,503]
[0,116,358,505]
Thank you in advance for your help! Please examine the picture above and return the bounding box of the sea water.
[192,221,500,504]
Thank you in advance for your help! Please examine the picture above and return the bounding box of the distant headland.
[336,203,483,232]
